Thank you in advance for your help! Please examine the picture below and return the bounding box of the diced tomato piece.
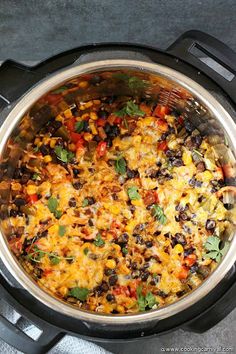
[184,254,197,267]
[65,117,76,132]
[70,132,84,144]
[216,166,224,180]
[177,266,189,280]
[157,140,168,151]
[143,190,159,206]
[156,119,168,132]
[113,286,130,296]
[96,141,107,157]
[44,269,53,277]
[140,103,151,115]
[96,118,106,127]
[153,105,170,118]
[129,280,140,299]
[178,116,184,125]
[9,238,23,255]
[28,194,38,204]
[114,117,122,124]
[45,94,63,105]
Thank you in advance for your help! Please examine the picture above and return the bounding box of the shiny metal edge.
[0,59,236,325]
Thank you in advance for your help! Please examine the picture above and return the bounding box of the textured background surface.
[0,0,236,353]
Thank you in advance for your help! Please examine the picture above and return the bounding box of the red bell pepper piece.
[153,105,170,118]
[65,117,76,132]
[45,94,62,105]
[28,194,38,204]
[114,116,122,124]
[177,266,189,280]
[96,118,106,127]
[9,238,23,255]
[178,116,184,125]
[156,119,168,132]
[96,141,107,157]
[113,286,130,296]
[157,140,168,151]
[70,132,84,144]
[185,254,197,267]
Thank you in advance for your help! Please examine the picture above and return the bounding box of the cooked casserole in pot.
[2,70,234,314]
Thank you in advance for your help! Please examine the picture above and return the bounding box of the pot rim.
[0,59,236,324]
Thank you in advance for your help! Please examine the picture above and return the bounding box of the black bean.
[112,193,118,200]
[108,275,118,286]
[14,198,26,207]
[135,235,144,244]
[189,178,196,187]
[205,219,216,231]
[175,203,186,212]
[87,197,95,205]
[97,109,109,119]
[106,293,115,302]
[176,290,186,298]
[190,264,199,273]
[109,125,120,138]
[93,135,101,142]
[154,230,161,236]
[104,123,112,134]
[105,268,116,276]
[131,270,140,279]
[13,168,22,179]
[184,247,195,257]
[83,121,90,132]
[171,158,183,167]
[73,182,82,190]
[185,120,194,133]
[105,137,113,148]
[145,241,153,248]
[165,149,175,157]
[129,205,136,214]
[101,281,109,292]
[140,271,149,281]
[158,290,168,298]
[90,75,102,85]
[127,168,139,179]
[88,219,94,226]
[103,96,116,104]
[118,233,129,244]
[68,198,76,207]
[179,212,188,221]
[174,233,187,246]
[73,168,81,177]
[21,173,31,184]
[130,262,138,270]
[150,277,159,285]
[10,209,18,217]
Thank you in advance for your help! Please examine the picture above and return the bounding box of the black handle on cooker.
[0,280,64,354]
[167,30,236,104]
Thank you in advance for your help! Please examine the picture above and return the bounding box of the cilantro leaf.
[69,287,89,301]
[204,236,229,263]
[82,198,89,207]
[127,186,141,200]
[54,210,63,219]
[58,225,66,236]
[137,286,156,312]
[151,204,167,224]
[47,197,58,213]
[32,173,40,181]
[113,73,148,90]
[51,86,68,94]
[54,145,74,163]
[115,101,145,118]
[50,255,60,265]
[115,157,126,175]
[75,121,85,133]
[83,247,89,255]
[93,233,105,247]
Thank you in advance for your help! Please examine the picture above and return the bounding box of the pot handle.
[167,30,236,104]
[0,282,64,354]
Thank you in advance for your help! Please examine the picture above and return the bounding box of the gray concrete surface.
[0,1,236,353]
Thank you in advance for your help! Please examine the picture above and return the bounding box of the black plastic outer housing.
[0,31,236,354]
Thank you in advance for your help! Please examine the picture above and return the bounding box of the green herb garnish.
[115,101,145,118]
[151,204,167,224]
[204,236,229,263]
[27,246,74,264]
[58,225,66,236]
[75,121,85,133]
[122,247,128,255]
[93,233,105,247]
[137,286,156,312]
[51,86,68,94]
[115,157,127,175]
[32,173,40,181]
[68,287,89,301]
[47,197,63,219]
[50,255,61,265]
[113,73,148,90]
[127,186,141,200]
[82,198,89,207]
[33,146,39,152]
[83,247,89,255]
[54,145,74,163]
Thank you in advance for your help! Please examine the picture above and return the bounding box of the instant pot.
[0,31,236,354]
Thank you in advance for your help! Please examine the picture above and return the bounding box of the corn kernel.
[82,113,90,120]
[43,137,50,145]
[93,100,101,105]
[131,199,143,207]
[84,101,93,109]
[90,122,98,135]
[117,305,124,312]
[90,112,98,120]
[26,184,37,195]
[173,244,184,254]
[79,81,89,88]
[83,133,93,142]
[34,137,41,145]
[58,286,68,297]
[150,263,162,274]
[105,259,116,269]
[43,155,52,163]
[55,114,64,122]
[68,143,76,152]
[201,170,213,182]
[64,109,72,118]
[49,139,57,148]
[182,150,192,166]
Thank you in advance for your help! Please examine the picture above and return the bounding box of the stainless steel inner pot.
[0,59,235,324]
